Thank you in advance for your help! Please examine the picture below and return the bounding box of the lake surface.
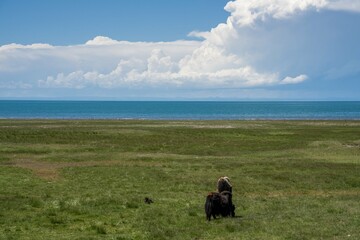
[0,101,360,120]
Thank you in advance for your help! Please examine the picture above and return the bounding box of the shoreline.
[1,118,360,121]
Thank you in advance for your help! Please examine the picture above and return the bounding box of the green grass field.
[0,120,359,239]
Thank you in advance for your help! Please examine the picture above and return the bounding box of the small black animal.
[205,191,235,221]
[144,197,153,204]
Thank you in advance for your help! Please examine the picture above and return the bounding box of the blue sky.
[0,0,229,44]
[0,0,360,100]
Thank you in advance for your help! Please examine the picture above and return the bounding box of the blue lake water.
[0,101,360,120]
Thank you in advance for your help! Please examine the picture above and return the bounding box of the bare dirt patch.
[7,159,163,181]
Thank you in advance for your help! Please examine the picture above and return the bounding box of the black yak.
[217,176,232,193]
[205,191,235,221]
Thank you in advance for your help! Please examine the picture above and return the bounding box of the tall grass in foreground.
[0,120,359,239]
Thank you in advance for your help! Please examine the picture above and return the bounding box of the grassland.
[0,120,359,240]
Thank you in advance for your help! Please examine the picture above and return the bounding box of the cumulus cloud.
[224,0,326,27]
[38,40,303,89]
[0,43,53,51]
[280,75,308,85]
[1,0,359,92]
[326,0,360,12]
[222,0,360,26]
[0,81,32,89]
[0,39,199,74]
[85,36,120,45]
[192,0,360,45]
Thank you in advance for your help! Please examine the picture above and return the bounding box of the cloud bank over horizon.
[0,35,306,90]
[1,0,360,99]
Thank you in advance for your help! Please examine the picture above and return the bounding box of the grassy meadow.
[0,120,359,239]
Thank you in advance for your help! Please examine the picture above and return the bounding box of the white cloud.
[1,0,359,92]
[280,75,308,84]
[0,80,32,89]
[224,0,327,27]
[193,0,360,46]
[38,41,292,89]
[326,0,360,12]
[85,36,120,45]
[0,38,200,74]
[221,0,360,28]
[0,43,53,51]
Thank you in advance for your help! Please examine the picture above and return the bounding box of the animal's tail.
[205,194,213,221]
